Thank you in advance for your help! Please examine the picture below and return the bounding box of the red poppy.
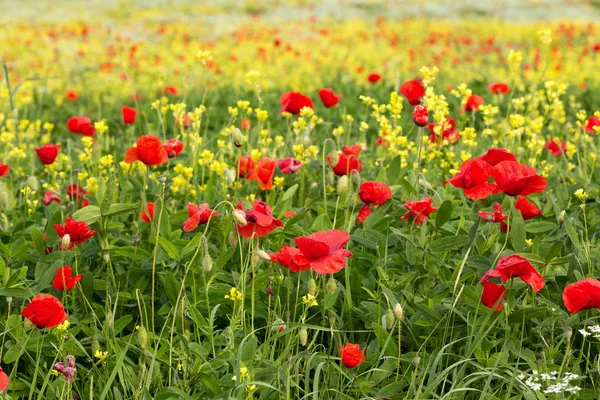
[443,158,498,200]
[269,245,311,272]
[428,117,459,144]
[318,88,342,108]
[163,85,178,96]
[488,82,510,94]
[35,144,60,165]
[0,163,8,177]
[402,198,437,225]
[339,343,365,368]
[0,366,8,391]
[125,135,169,166]
[183,202,218,232]
[284,211,296,218]
[67,116,95,136]
[279,92,314,114]
[515,197,542,220]
[412,105,428,127]
[478,203,507,223]
[292,230,353,274]
[21,294,68,329]
[367,73,381,83]
[238,155,257,179]
[237,201,283,238]
[241,118,251,130]
[52,266,82,291]
[584,116,599,133]
[43,190,60,206]
[66,90,78,101]
[163,138,184,158]
[480,254,544,292]
[140,202,155,223]
[477,148,516,166]
[327,146,363,176]
[54,217,97,250]
[545,138,566,156]
[359,181,392,205]
[342,144,362,156]
[463,94,484,112]
[562,278,600,313]
[278,157,302,174]
[122,106,137,124]
[67,183,88,207]
[481,281,506,311]
[356,204,372,224]
[491,161,547,196]
[255,157,277,190]
[399,79,425,106]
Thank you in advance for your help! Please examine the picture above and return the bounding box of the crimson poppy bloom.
[318,88,342,108]
[515,197,542,220]
[412,105,428,127]
[477,148,516,166]
[443,158,498,200]
[359,181,392,205]
[0,366,8,391]
[238,155,257,179]
[481,281,506,310]
[491,161,547,196]
[67,116,95,136]
[0,163,8,177]
[65,90,78,101]
[163,138,184,158]
[478,203,507,223]
[43,190,60,206]
[327,146,363,176]
[584,116,599,133]
[399,79,425,106]
[125,135,169,166]
[122,106,137,124]
[487,82,510,94]
[21,294,68,329]
[339,343,365,368]
[356,204,372,224]
[54,355,76,382]
[279,92,314,114]
[545,138,566,156]
[292,230,353,274]
[237,201,283,238]
[284,211,296,218]
[367,73,381,83]
[140,202,155,223]
[241,118,251,130]
[562,278,600,313]
[35,144,60,165]
[463,94,484,112]
[342,144,361,156]
[255,157,277,190]
[67,183,88,207]
[53,266,82,291]
[269,245,311,272]
[402,198,437,225]
[278,157,302,174]
[428,117,459,144]
[481,254,544,292]
[183,202,218,232]
[163,85,178,96]
[54,217,97,250]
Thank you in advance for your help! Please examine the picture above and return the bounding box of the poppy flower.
[399,79,425,106]
[339,343,365,368]
[584,116,600,134]
[255,157,277,190]
[367,73,381,83]
[65,90,78,101]
[428,117,459,144]
[280,92,314,115]
[463,94,484,112]
[278,157,302,174]
[545,138,566,156]
[52,266,82,291]
[491,161,547,196]
[269,245,310,272]
[480,254,544,292]
[140,202,155,223]
[0,366,8,391]
[342,144,362,156]
[238,155,257,179]
[54,217,97,250]
[163,138,184,158]
[481,281,506,310]
[477,148,516,166]
[21,294,68,329]
[488,82,510,94]
[125,135,169,166]
[284,211,296,218]
[515,197,542,220]
[163,85,178,96]
[318,88,342,108]
[0,163,8,177]
[562,278,600,313]
[241,118,251,130]
[54,355,76,382]
[122,106,137,124]
[183,202,218,232]
[412,105,428,127]
[35,144,60,165]
[443,158,498,200]
[356,204,372,224]
[359,181,392,205]
[402,198,437,225]
[292,230,353,274]
[67,183,88,207]
[43,190,60,206]
[478,203,507,223]
[237,201,283,238]
[327,146,363,176]
[67,116,95,136]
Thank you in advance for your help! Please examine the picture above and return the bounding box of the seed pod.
[105,309,114,328]
[61,234,71,251]
[0,213,8,232]
[326,277,337,294]
[307,278,317,296]
[394,303,404,321]
[385,309,395,329]
[256,250,271,261]
[26,176,39,192]
[337,176,348,196]
[232,210,248,226]
[232,128,243,148]
[137,325,148,349]
[299,328,308,346]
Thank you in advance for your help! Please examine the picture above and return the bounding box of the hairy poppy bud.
[102,251,111,264]
[337,175,348,196]
[26,176,39,192]
[326,277,337,294]
[394,303,404,321]
[299,327,308,346]
[329,151,339,167]
[272,318,286,333]
[201,236,213,272]
[232,128,243,148]
[105,309,114,328]
[0,213,8,233]
[0,190,9,211]
[310,182,318,191]
[385,309,395,329]
[327,170,335,185]
[232,210,248,226]
[559,210,565,225]
[564,326,572,342]
[224,168,236,183]
[228,231,238,247]
[308,278,317,296]
[256,250,271,261]
[61,234,71,251]
[302,133,311,148]
[137,325,148,349]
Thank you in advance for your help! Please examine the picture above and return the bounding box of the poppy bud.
[413,354,420,367]
[224,168,236,183]
[302,133,311,148]
[232,210,248,226]
[394,303,404,321]
[564,326,572,342]
[272,318,286,333]
[352,193,363,208]
[26,176,39,192]
[385,309,395,329]
[327,170,335,185]
[228,231,238,247]
[232,128,243,148]
[299,327,308,346]
[308,278,317,296]
[350,172,361,187]
[105,309,114,328]
[337,175,348,196]
[0,190,9,211]
[559,210,565,225]
[256,250,271,261]
[137,325,148,349]
[310,182,318,191]
[329,151,339,167]
[61,234,71,251]
[102,251,111,264]
[158,174,167,184]
[326,277,337,294]
[201,236,213,272]
[266,283,274,295]
[0,213,8,233]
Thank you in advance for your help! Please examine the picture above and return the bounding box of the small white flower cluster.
[517,370,582,395]
[579,325,600,338]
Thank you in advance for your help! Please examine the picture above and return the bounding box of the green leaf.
[162,272,180,306]
[364,200,391,230]
[563,217,581,248]
[104,203,138,217]
[31,227,45,257]
[157,236,179,260]
[0,287,32,298]
[429,235,469,253]
[435,200,452,229]
[99,175,118,214]
[113,315,133,335]
[525,221,555,233]
[510,211,525,251]
[45,210,63,244]
[73,205,101,225]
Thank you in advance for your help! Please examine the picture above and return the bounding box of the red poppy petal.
[481,281,505,310]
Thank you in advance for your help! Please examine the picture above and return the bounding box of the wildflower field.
[1,0,600,398]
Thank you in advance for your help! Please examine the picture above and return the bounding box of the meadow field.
[0,0,600,398]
